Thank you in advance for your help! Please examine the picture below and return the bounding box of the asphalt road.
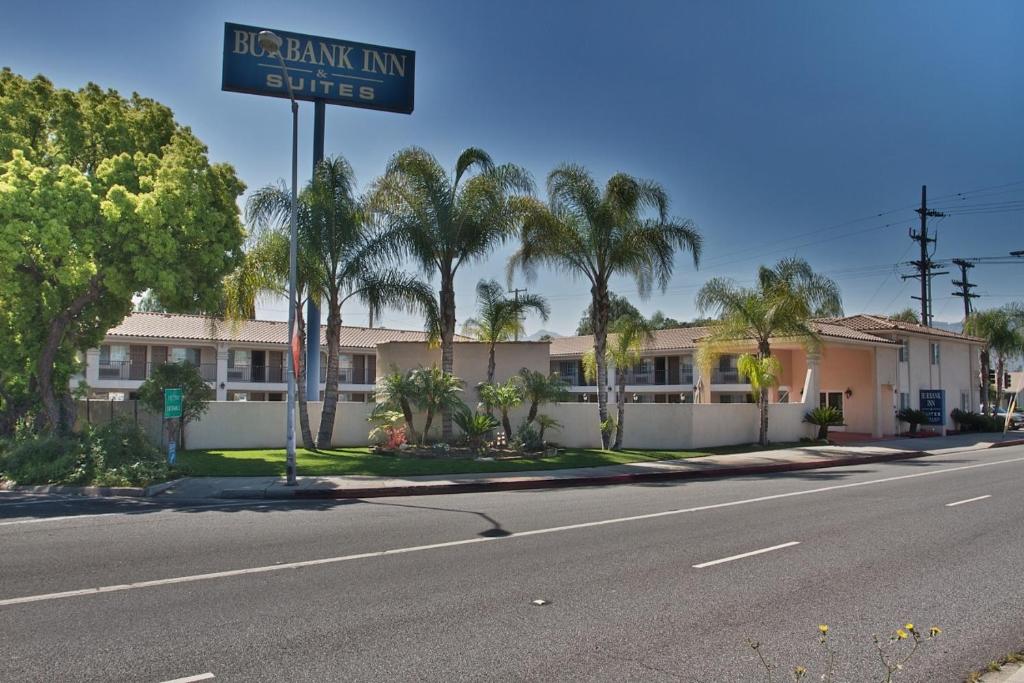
[2,445,1024,682]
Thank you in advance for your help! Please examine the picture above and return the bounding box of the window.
[719,394,733,404]
[899,392,910,411]
[227,349,250,380]
[898,338,909,362]
[169,347,201,366]
[930,342,940,365]
[778,390,790,404]
[338,353,354,383]
[960,391,970,412]
[558,360,578,385]
[99,344,130,364]
[819,391,844,415]
[680,356,694,385]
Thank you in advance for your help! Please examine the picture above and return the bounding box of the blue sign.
[919,389,945,425]
[222,23,415,114]
[167,440,177,466]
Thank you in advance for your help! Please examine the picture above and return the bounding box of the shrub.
[453,406,499,452]
[803,406,845,440]
[513,422,543,453]
[368,409,408,450]
[0,435,83,485]
[896,408,929,434]
[90,418,162,468]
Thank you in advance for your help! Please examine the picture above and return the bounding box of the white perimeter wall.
[174,399,814,451]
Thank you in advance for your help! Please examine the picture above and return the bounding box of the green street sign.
[164,388,183,419]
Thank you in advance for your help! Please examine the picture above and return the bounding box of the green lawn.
[174,440,823,478]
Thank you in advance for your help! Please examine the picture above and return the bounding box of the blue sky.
[4,0,1022,334]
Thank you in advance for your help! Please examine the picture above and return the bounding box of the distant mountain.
[525,329,563,341]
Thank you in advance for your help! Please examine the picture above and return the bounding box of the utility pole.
[510,287,528,341]
[951,258,979,320]
[903,185,946,326]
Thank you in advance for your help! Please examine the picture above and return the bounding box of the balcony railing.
[97,361,216,382]
[226,365,284,383]
[617,370,695,386]
[317,368,376,384]
[711,369,742,384]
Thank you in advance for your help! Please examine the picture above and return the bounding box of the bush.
[0,435,83,485]
[952,409,1005,433]
[513,422,544,453]
[896,408,929,434]
[0,420,169,487]
[803,406,845,440]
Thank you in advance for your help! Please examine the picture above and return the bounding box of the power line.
[951,258,979,320]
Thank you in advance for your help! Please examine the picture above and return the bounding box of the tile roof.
[549,320,899,357]
[832,314,985,343]
[107,312,443,350]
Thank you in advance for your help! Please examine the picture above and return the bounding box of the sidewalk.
[156,432,1024,501]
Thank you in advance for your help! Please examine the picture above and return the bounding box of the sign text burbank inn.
[222,22,415,114]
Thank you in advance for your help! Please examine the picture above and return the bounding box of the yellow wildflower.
[896,629,908,640]
[818,624,829,634]
[929,626,942,637]
[905,623,915,632]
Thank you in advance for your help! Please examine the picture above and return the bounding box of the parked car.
[993,407,1024,430]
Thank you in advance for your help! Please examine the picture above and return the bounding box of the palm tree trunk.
[423,408,434,444]
[592,284,611,449]
[316,296,342,448]
[486,342,496,385]
[501,409,512,440]
[613,379,626,450]
[400,398,417,443]
[980,349,992,415]
[439,276,456,442]
[296,304,315,449]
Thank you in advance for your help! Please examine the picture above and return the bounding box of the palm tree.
[478,378,525,440]
[247,157,439,449]
[515,368,569,425]
[696,257,842,445]
[965,305,1024,413]
[410,365,465,443]
[510,165,701,448]
[373,367,421,442]
[222,227,320,449]
[889,308,921,325]
[737,353,782,446]
[582,314,654,450]
[370,147,533,441]
[462,280,550,385]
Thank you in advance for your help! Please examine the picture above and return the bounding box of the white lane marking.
[0,501,297,527]
[693,541,801,568]
[159,674,215,683]
[946,494,992,507]
[2,454,1024,608]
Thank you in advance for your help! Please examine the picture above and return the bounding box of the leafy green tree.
[964,305,1024,414]
[889,308,921,325]
[697,258,840,443]
[0,70,245,433]
[737,353,782,446]
[370,147,533,441]
[534,414,562,444]
[647,310,684,330]
[511,165,701,448]
[515,368,569,425]
[478,378,525,440]
[137,362,213,449]
[583,314,655,450]
[462,280,550,384]
[245,156,437,448]
[409,365,464,443]
[575,293,642,336]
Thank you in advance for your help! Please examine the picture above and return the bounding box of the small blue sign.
[167,441,177,466]
[919,389,945,425]
[222,22,415,114]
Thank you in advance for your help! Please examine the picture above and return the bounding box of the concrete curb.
[218,449,935,500]
[0,478,185,498]
[990,437,1024,449]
